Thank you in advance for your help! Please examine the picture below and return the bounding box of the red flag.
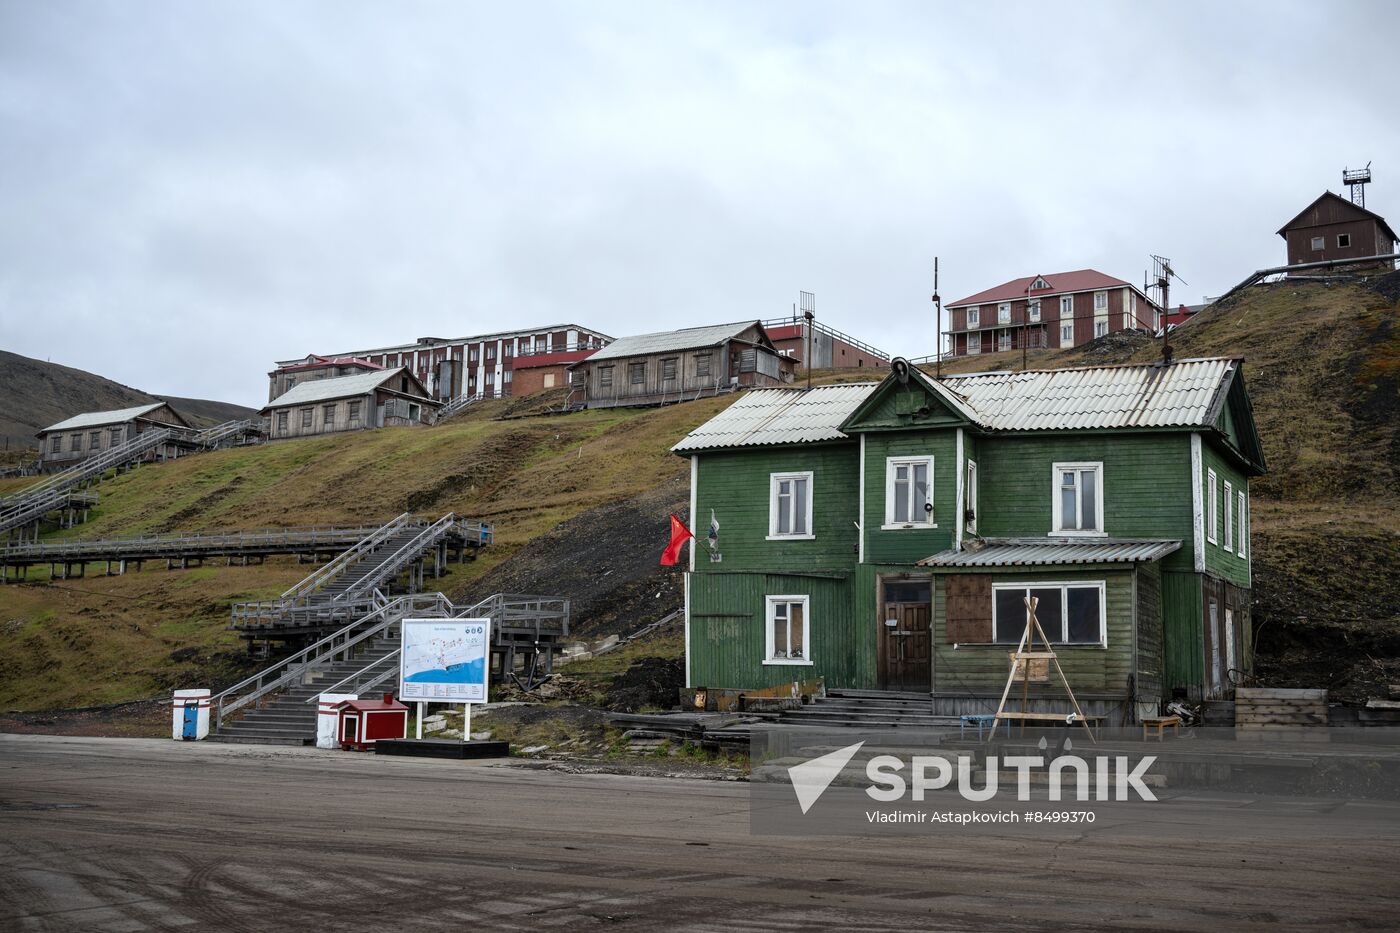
[660,513,694,566]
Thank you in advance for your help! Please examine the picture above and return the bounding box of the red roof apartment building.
[944,269,1156,357]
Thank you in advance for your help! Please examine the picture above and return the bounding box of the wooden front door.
[880,579,932,691]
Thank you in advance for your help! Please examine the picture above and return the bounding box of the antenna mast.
[932,257,943,379]
[800,290,815,392]
[1343,161,1372,208]
[1148,255,1187,366]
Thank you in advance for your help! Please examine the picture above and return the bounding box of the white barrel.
[316,693,358,748]
[172,689,211,741]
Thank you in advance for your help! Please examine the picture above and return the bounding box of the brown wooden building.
[261,368,439,440]
[267,355,384,403]
[1277,191,1398,271]
[36,402,193,471]
[762,317,889,370]
[945,269,1157,357]
[569,321,795,409]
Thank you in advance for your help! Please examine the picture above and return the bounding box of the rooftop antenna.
[1343,161,1372,208]
[1147,255,1187,366]
[931,257,943,379]
[800,290,815,392]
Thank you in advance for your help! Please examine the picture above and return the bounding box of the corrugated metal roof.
[263,368,419,409]
[918,538,1181,567]
[584,322,759,362]
[935,358,1234,431]
[671,383,878,452]
[42,403,167,434]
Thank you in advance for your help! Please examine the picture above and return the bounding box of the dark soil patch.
[463,477,687,637]
[0,697,168,737]
[1366,269,1400,304]
[603,656,685,712]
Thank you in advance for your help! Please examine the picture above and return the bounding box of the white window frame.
[998,331,1012,351]
[1094,291,1108,311]
[768,471,815,540]
[965,334,981,355]
[1028,300,1040,322]
[1206,469,1218,544]
[764,595,812,665]
[1050,461,1106,537]
[1337,233,1351,248]
[1310,236,1324,251]
[997,302,1011,324]
[1060,323,1074,345]
[1237,489,1247,559]
[990,581,1107,647]
[883,455,936,529]
[1223,480,1234,551]
[967,306,980,328]
[965,459,978,534]
[1094,320,1108,338]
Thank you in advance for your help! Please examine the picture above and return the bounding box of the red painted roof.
[947,269,1134,308]
[336,697,408,712]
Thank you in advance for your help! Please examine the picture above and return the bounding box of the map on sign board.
[399,618,490,703]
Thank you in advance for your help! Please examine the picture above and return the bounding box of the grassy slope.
[2,281,1396,709]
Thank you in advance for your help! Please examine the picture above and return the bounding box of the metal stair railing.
[0,427,178,509]
[212,590,450,731]
[311,648,403,700]
[333,513,457,603]
[433,391,485,424]
[193,419,263,447]
[281,512,416,602]
[0,490,100,536]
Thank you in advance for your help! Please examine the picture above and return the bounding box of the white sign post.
[399,618,491,742]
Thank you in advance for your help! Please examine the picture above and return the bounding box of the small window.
[629,361,646,384]
[400,376,409,392]
[1337,233,1351,248]
[486,345,495,359]
[765,596,810,664]
[993,583,1105,646]
[89,431,101,449]
[600,366,614,388]
[965,334,980,355]
[70,434,82,451]
[695,352,711,377]
[885,456,934,527]
[1237,489,1247,559]
[348,401,362,424]
[1060,295,1073,315]
[301,408,313,428]
[1311,236,1324,251]
[1095,320,1108,338]
[1223,480,1234,551]
[998,302,1011,324]
[110,428,122,445]
[1206,469,1218,544]
[1028,300,1040,322]
[323,403,337,425]
[1030,276,1050,290]
[50,435,61,453]
[967,307,980,327]
[769,471,813,538]
[504,370,512,385]
[1060,323,1074,345]
[1094,291,1108,311]
[662,357,677,381]
[965,460,978,532]
[277,411,289,435]
[1052,462,1103,534]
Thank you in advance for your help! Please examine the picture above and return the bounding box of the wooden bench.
[1142,715,1182,741]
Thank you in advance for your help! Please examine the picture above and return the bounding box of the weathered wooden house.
[1277,191,1398,270]
[571,321,795,409]
[36,402,193,471]
[261,367,439,439]
[674,358,1265,721]
[266,355,384,403]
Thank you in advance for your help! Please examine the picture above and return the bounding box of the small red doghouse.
[336,694,408,751]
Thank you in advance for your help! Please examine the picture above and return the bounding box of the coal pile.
[603,656,685,712]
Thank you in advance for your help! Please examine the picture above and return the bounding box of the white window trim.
[1060,295,1073,314]
[882,455,937,530]
[1028,300,1040,322]
[1237,489,1247,560]
[989,581,1108,648]
[1206,469,1219,544]
[767,471,815,540]
[997,302,1011,324]
[967,307,980,327]
[965,334,981,355]
[1050,461,1106,537]
[1093,290,1108,310]
[764,595,812,666]
[1223,480,1234,552]
[965,459,978,534]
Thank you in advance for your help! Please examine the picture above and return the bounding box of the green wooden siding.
[692,444,858,575]
[977,433,1195,573]
[1135,561,1163,701]
[1200,440,1251,587]
[928,568,1136,695]
[686,571,870,689]
[1161,570,1203,696]
[861,429,959,564]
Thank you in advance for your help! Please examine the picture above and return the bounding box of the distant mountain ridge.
[0,350,257,451]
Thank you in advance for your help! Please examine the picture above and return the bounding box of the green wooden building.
[673,357,1266,721]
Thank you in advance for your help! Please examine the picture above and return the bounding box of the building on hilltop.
[569,321,795,410]
[673,357,1266,717]
[270,324,613,404]
[1276,191,1398,272]
[762,315,890,370]
[36,402,194,471]
[944,270,1157,358]
[267,355,384,403]
[261,367,438,439]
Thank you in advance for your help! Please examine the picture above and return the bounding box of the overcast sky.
[1,1,1396,406]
